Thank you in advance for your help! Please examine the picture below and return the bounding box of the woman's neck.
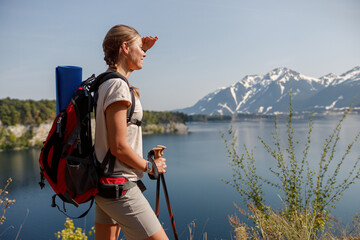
[107,61,133,79]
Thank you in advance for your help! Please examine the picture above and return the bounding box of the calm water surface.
[1,115,360,239]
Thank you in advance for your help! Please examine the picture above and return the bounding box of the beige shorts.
[95,186,161,240]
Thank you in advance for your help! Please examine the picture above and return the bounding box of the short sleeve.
[102,78,132,112]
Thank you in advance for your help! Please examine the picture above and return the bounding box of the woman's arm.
[105,100,166,173]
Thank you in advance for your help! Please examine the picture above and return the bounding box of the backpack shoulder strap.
[91,71,136,122]
[128,86,136,123]
[90,72,130,92]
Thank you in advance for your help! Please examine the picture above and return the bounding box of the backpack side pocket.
[65,155,98,195]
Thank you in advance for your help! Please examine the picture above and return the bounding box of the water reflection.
[0,149,40,192]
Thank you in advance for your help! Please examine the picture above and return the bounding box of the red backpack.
[39,72,138,218]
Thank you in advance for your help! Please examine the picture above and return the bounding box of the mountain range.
[176,66,360,115]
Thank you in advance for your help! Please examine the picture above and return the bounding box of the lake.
[1,114,360,240]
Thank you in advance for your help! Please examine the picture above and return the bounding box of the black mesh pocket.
[65,156,98,195]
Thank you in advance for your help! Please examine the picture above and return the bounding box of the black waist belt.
[98,180,146,199]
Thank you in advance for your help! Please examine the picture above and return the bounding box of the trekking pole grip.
[153,145,166,158]
[147,145,166,180]
[153,145,166,175]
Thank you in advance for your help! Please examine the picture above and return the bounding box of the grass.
[229,202,360,240]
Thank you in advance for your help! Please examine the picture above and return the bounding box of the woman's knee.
[145,227,169,240]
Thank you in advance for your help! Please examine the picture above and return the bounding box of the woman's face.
[127,35,146,71]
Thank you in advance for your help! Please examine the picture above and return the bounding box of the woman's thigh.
[95,186,162,240]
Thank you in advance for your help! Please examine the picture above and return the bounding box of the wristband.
[145,161,152,173]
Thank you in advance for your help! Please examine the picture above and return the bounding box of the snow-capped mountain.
[176,66,360,115]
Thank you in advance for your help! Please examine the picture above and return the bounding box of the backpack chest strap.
[128,118,142,126]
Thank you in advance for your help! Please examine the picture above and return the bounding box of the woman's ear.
[120,42,129,55]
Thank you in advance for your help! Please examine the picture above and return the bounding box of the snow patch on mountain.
[218,103,234,114]
[325,96,344,110]
[230,86,237,106]
[258,106,264,113]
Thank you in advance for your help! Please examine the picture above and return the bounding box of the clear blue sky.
[0,0,359,111]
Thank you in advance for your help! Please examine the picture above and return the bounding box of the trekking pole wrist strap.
[147,150,159,180]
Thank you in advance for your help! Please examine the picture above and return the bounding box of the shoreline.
[0,121,188,151]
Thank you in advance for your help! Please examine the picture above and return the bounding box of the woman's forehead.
[132,35,142,44]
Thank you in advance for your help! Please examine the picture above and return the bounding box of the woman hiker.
[94,24,169,240]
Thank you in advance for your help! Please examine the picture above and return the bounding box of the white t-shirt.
[94,77,143,181]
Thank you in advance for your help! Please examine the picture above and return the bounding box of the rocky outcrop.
[142,122,188,135]
[29,122,53,146]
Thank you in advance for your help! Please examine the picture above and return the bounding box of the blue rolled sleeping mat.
[56,66,82,114]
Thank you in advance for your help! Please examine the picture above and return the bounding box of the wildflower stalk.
[0,178,16,226]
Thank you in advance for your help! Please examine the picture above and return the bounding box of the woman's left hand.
[142,36,158,52]
[154,157,167,174]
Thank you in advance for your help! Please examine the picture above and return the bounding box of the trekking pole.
[152,146,165,218]
[155,176,160,217]
[152,146,179,240]
[154,158,161,217]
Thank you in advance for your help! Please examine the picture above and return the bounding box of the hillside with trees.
[0,98,56,126]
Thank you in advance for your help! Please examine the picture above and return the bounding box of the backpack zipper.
[56,114,63,138]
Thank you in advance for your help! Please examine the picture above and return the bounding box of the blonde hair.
[103,24,140,97]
